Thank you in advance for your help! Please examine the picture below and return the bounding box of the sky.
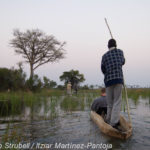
[0,0,150,87]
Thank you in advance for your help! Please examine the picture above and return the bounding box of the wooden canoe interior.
[90,111,132,140]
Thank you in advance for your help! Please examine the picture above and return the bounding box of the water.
[0,94,150,150]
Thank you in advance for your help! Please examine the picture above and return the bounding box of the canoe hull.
[90,111,132,140]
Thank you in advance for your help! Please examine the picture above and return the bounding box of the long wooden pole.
[104,18,132,124]
[123,79,132,124]
[104,18,113,39]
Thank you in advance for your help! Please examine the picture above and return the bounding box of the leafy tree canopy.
[59,69,85,89]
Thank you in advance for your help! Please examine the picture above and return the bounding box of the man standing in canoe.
[101,39,125,129]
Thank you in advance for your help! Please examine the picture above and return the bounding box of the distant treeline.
[0,67,57,91]
[0,67,98,92]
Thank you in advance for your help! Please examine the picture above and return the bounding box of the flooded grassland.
[0,89,150,150]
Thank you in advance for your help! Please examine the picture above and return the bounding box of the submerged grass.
[123,88,150,105]
[0,88,150,144]
[0,88,149,117]
[0,90,64,117]
[60,96,80,111]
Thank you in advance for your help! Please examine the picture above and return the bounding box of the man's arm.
[101,56,106,74]
[122,51,125,65]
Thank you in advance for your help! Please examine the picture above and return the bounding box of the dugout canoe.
[90,111,132,140]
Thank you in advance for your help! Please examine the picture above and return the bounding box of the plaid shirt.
[101,48,125,87]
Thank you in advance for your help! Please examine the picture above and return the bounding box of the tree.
[26,74,42,91]
[10,29,66,79]
[11,62,27,90]
[57,85,65,90]
[59,69,85,89]
[43,76,57,89]
[0,67,26,91]
[89,85,94,89]
[81,84,89,90]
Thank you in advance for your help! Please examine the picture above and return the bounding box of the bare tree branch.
[10,29,66,79]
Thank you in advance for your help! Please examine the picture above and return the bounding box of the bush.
[26,75,42,92]
[0,67,26,91]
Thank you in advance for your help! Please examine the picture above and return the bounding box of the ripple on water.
[0,96,150,150]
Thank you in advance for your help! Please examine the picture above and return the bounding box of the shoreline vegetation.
[0,88,150,119]
[0,88,150,144]
[0,88,150,101]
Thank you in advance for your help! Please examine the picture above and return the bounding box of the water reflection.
[0,100,24,117]
[0,93,150,149]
